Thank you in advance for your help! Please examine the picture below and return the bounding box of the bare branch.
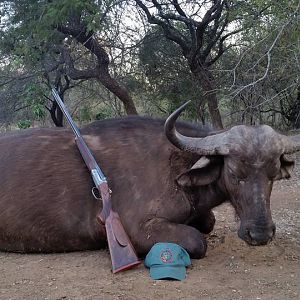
[135,0,190,54]
[231,24,287,98]
[60,46,99,80]
[228,0,300,98]
[207,28,243,66]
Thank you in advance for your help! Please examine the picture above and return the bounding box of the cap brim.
[150,265,186,281]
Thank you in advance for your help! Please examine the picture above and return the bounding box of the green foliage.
[79,106,92,122]
[43,0,100,30]
[17,120,31,129]
[0,0,107,67]
[1,0,300,129]
[0,0,123,127]
[95,106,116,120]
[138,27,203,119]
[23,83,47,120]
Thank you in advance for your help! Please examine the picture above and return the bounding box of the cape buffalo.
[0,103,299,259]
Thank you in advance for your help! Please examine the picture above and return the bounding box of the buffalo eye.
[228,168,245,185]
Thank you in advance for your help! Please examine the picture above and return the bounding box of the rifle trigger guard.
[92,187,102,200]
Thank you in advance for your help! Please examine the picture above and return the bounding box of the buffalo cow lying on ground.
[0,103,299,258]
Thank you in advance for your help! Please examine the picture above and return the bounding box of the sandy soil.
[1,156,299,300]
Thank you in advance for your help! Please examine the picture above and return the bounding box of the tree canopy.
[0,0,299,130]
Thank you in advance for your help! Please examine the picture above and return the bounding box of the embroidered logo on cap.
[160,249,173,263]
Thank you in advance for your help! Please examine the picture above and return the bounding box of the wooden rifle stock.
[51,88,141,273]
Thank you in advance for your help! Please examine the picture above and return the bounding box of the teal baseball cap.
[144,243,191,280]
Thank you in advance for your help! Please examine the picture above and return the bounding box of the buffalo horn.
[164,101,230,155]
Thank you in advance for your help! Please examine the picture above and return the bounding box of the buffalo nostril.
[245,229,257,243]
[247,230,256,241]
[246,227,275,245]
[246,229,251,239]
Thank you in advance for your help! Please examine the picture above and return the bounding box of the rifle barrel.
[51,88,81,138]
[51,88,106,182]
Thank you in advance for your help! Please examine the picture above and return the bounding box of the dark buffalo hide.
[0,109,299,259]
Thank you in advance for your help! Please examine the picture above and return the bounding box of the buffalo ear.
[275,154,295,180]
[177,156,222,187]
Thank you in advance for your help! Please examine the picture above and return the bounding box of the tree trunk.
[97,74,138,115]
[205,92,223,129]
[295,85,300,129]
[57,25,138,116]
[50,101,64,127]
[194,70,223,129]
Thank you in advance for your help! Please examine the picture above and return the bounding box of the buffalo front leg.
[187,210,216,234]
[136,218,207,259]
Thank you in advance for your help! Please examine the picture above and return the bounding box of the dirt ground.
[1,156,299,300]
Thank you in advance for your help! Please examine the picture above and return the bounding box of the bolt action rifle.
[51,88,141,273]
